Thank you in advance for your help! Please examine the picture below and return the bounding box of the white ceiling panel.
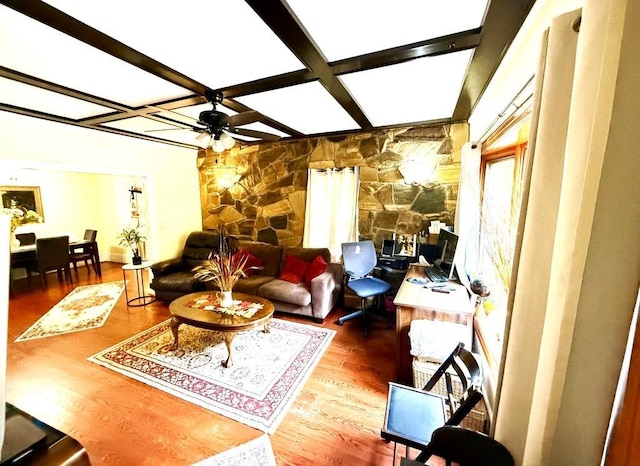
[285,0,489,61]
[236,81,360,135]
[0,77,115,119]
[44,0,305,90]
[0,1,532,149]
[0,4,189,107]
[339,50,474,127]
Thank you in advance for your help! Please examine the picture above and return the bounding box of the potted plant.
[192,232,249,307]
[117,226,146,265]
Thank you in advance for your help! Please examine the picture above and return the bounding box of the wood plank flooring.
[7,263,401,465]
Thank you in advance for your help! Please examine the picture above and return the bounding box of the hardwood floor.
[7,262,400,465]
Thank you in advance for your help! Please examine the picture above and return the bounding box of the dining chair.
[28,235,74,289]
[70,229,99,275]
[417,426,515,466]
[10,236,37,291]
[15,232,36,246]
[381,343,483,464]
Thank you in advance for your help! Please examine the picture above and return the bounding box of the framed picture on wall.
[0,186,45,219]
[392,233,417,257]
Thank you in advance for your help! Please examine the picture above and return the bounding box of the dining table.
[10,238,101,277]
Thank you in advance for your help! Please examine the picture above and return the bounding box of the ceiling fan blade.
[225,110,264,128]
[144,127,192,133]
[230,127,281,141]
[147,105,200,123]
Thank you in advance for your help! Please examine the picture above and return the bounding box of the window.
[475,143,526,373]
[303,167,359,261]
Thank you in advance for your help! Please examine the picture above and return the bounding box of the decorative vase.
[10,231,20,250]
[216,290,234,308]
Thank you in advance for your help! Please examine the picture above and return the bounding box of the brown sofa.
[150,231,343,322]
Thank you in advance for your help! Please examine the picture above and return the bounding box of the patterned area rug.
[192,434,276,466]
[89,318,335,433]
[15,281,125,342]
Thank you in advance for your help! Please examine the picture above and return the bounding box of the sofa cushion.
[304,255,329,286]
[233,249,263,277]
[258,279,312,307]
[182,231,220,269]
[237,240,283,277]
[152,270,205,293]
[232,275,274,295]
[279,255,309,284]
[281,246,331,272]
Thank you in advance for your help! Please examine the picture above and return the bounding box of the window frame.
[475,141,527,376]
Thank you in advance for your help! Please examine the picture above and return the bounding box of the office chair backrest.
[84,229,98,241]
[15,232,36,246]
[426,426,515,466]
[36,236,70,269]
[342,241,377,278]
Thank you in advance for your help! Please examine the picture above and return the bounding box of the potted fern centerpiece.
[117,226,146,265]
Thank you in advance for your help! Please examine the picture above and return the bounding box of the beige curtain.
[454,142,481,288]
[495,1,640,464]
[303,167,359,261]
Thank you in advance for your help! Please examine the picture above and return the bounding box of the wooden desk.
[393,265,475,383]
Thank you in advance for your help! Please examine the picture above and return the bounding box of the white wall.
[0,110,202,261]
[469,0,584,142]
[472,0,640,464]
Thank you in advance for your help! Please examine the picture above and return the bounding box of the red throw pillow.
[304,255,328,286]
[232,249,263,277]
[279,255,310,284]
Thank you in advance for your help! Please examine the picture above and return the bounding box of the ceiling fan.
[149,91,281,152]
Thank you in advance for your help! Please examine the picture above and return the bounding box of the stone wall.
[198,122,468,248]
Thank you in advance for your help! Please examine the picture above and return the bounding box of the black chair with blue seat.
[381,343,483,464]
[338,240,392,337]
[418,425,514,466]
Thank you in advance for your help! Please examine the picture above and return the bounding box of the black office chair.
[70,229,99,274]
[338,240,392,337]
[381,343,483,464]
[418,426,515,466]
[28,235,73,289]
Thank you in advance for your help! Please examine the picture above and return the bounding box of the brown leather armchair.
[150,231,220,302]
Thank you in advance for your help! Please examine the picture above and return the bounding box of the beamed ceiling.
[0,0,535,150]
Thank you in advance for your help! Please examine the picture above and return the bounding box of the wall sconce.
[398,158,439,186]
[207,159,241,192]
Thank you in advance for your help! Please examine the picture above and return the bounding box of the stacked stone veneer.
[198,122,468,249]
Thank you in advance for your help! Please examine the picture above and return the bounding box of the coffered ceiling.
[0,0,535,150]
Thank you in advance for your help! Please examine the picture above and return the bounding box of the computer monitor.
[433,229,460,280]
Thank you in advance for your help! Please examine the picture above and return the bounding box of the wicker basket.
[412,358,488,433]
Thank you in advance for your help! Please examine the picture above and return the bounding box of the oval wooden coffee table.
[168,291,275,368]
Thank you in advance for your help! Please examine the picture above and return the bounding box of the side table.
[122,261,156,307]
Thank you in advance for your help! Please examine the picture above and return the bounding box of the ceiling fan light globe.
[212,139,226,153]
[195,132,211,148]
[220,132,236,149]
